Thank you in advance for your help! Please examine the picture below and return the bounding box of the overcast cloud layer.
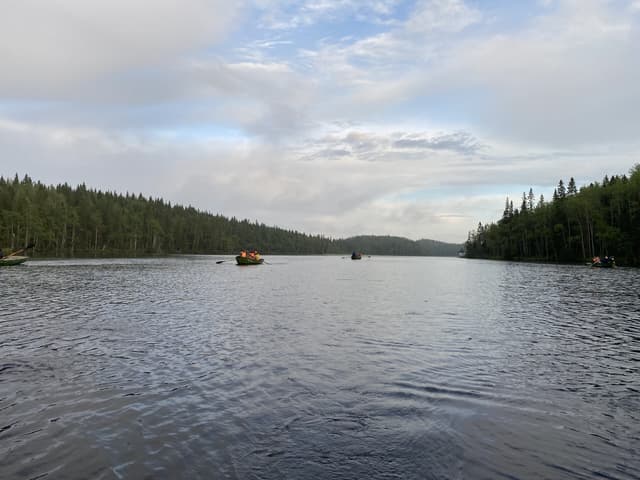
[2,0,639,243]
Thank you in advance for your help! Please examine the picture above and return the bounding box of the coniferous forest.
[0,175,460,258]
[464,165,640,267]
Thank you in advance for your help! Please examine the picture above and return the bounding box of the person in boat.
[240,250,247,258]
[248,250,256,259]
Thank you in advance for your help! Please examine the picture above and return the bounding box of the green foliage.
[465,165,640,266]
[0,176,332,257]
[0,176,462,258]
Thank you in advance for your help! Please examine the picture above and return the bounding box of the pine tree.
[502,197,511,221]
[527,188,535,211]
[521,192,528,213]
[557,179,566,199]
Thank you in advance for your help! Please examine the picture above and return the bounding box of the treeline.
[0,175,461,258]
[0,175,331,256]
[464,164,640,266]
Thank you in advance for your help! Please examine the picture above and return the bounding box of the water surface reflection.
[1,256,639,479]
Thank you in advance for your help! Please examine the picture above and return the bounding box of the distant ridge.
[334,235,462,257]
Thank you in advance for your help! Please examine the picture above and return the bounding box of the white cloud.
[305,0,640,147]
[443,0,640,146]
[189,59,319,137]
[254,0,398,30]
[0,0,237,96]
[406,0,482,34]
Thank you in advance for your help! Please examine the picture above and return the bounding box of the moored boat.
[0,243,35,266]
[0,255,28,266]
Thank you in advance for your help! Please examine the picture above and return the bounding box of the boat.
[236,250,264,265]
[0,243,34,266]
[591,260,616,268]
[351,251,362,260]
[590,256,616,268]
[236,255,264,265]
[0,255,28,266]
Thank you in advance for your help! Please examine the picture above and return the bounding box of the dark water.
[1,256,639,480]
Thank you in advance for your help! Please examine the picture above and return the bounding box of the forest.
[464,164,640,267]
[0,175,461,258]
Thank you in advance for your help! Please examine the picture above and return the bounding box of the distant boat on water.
[351,251,362,260]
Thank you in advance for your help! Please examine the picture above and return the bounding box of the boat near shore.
[0,244,34,266]
[590,256,616,268]
[0,255,28,266]
[591,261,616,268]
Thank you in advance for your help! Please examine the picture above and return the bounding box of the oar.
[6,243,35,257]
[216,260,226,264]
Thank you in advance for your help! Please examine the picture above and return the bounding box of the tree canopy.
[0,175,461,258]
[464,165,640,267]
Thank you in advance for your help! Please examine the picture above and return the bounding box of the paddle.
[6,243,35,257]
[216,260,226,264]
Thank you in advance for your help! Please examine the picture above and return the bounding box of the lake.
[1,256,639,479]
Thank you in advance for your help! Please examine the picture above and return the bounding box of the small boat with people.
[590,256,616,268]
[351,251,362,260]
[0,243,34,267]
[236,249,264,265]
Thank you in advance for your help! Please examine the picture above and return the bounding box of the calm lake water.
[1,256,639,479]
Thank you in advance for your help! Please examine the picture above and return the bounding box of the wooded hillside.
[0,175,461,258]
[464,165,640,266]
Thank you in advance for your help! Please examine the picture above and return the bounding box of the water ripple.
[1,256,639,479]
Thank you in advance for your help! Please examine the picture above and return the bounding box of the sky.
[1,0,639,243]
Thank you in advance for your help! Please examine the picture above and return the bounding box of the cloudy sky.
[1,0,639,243]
